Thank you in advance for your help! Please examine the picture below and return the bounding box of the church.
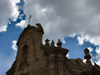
[6,23,100,75]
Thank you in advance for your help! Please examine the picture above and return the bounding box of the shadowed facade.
[6,23,100,75]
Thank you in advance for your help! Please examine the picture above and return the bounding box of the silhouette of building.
[6,23,100,75]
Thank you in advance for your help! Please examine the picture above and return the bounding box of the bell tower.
[6,23,48,75]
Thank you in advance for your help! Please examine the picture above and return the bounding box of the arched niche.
[19,45,29,70]
[21,45,28,64]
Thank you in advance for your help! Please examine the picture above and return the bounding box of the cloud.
[20,0,100,44]
[10,0,20,21]
[0,25,7,32]
[17,0,100,63]
[87,47,93,52]
[16,20,26,28]
[12,40,17,51]
[0,0,20,32]
[77,36,85,45]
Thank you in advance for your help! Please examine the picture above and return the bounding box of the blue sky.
[1,0,100,75]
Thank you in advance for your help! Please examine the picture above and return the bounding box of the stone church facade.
[6,23,100,75]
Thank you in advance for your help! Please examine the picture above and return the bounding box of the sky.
[0,0,100,75]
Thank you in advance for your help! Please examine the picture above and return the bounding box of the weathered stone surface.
[6,23,100,75]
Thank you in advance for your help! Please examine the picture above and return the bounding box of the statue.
[36,23,44,34]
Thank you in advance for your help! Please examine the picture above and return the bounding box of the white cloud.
[0,25,7,32]
[16,20,26,28]
[87,47,93,52]
[10,0,20,21]
[12,40,17,51]
[0,0,20,32]
[77,36,85,45]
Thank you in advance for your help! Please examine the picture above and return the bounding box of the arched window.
[21,45,28,64]
[19,45,29,70]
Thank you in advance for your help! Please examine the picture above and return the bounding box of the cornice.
[44,46,69,56]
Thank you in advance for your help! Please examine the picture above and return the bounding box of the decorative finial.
[84,48,91,65]
[57,39,62,47]
[28,15,32,24]
[51,40,55,47]
[45,39,50,46]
